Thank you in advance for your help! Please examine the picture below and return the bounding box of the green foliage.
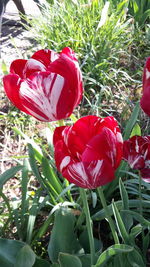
[29,0,133,92]
[1,1,150,266]
[128,0,150,27]
[48,207,81,263]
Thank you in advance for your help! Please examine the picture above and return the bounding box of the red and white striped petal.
[3,47,83,122]
[62,159,115,189]
[31,49,59,66]
[19,71,67,121]
[53,115,123,188]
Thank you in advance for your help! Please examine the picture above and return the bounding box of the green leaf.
[58,253,82,267]
[15,245,36,267]
[127,249,145,267]
[79,254,94,267]
[123,102,140,140]
[1,60,8,75]
[112,201,130,244]
[0,165,23,188]
[48,207,81,262]
[41,157,63,196]
[119,179,129,210]
[28,144,46,189]
[79,229,102,254]
[130,123,141,137]
[33,258,51,267]
[123,210,150,227]
[51,264,60,267]
[119,179,133,232]
[94,244,133,266]
[92,199,150,221]
[0,238,25,266]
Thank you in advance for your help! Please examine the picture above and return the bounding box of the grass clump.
[29,0,134,92]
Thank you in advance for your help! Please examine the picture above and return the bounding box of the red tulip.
[123,135,150,182]
[3,47,83,121]
[140,57,150,117]
[53,115,123,189]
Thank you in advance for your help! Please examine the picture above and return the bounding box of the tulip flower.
[140,57,150,117]
[3,47,83,122]
[53,115,123,189]
[123,135,150,182]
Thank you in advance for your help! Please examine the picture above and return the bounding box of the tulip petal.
[48,49,83,108]
[10,59,27,78]
[140,168,150,183]
[53,115,123,189]
[140,57,150,116]
[62,160,115,189]
[3,74,28,113]
[19,71,67,121]
[82,127,118,167]
[32,49,59,66]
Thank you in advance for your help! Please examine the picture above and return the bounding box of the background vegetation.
[1,0,150,266]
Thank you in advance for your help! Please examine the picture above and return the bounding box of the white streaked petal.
[146,68,150,80]
[135,138,139,153]
[67,162,91,188]
[116,132,123,143]
[50,50,59,62]
[20,73,65,121]
[88,160,103,185]
[60,156,71,172]
[47,74,64,117]
[24,106,48,121]
[129,155,142,169]
[23,58,46,77]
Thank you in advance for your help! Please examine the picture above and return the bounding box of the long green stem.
[138,172,143,216]
[80,188,95,265]
[138,172,144,254]
[97,186,119,244]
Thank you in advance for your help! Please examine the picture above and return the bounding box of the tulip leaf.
[129,225,142,239]
[112,201,130,244]
[123,101,140,140]
[15,244,36,267]
[130,123,141,137]
[0,165,23,188]
[127,249,145,267]
[48,207,81,262]
[92,199,150,221]
[0,238,25,266]
[79,254,97,267]
[119,179,133,232]
[122,210,150,227]
[93,244,133,266]
[33,258,51,267]
[41,157,63,196]
[58,253,82,267]
[28,144,47,190]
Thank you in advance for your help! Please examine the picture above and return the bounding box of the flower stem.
[58,120,64,126]
[97,186,119,244]
[80,188,95,265]
[138,172,144,254]
[138,172,143,216]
